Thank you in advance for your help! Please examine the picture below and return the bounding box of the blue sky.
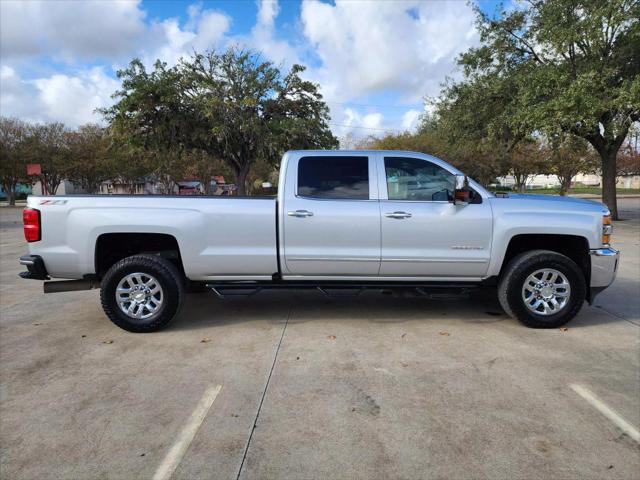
[0,0,504,143]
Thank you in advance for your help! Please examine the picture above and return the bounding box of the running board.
[204,281,479,299]
[44,279,99,293]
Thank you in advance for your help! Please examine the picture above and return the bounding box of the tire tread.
[100,254,185,332]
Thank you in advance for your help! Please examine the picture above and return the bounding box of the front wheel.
[100,254,185,332]
[498,250,586,328]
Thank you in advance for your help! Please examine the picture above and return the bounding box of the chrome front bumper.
[590,247,619,288]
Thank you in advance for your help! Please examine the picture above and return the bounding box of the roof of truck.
[286,149,431,156]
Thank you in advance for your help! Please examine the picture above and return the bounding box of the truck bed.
[26,195,279,280]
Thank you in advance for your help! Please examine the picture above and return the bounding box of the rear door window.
[297,156,369,200]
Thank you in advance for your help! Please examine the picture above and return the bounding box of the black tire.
[498,250,586,328]
[100,254,185,332]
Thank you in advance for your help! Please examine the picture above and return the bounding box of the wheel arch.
[94,232,185,279]
[499,234,591,290]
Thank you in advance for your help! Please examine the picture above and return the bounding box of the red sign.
[26,164,41,176]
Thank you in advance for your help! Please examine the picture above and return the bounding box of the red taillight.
[23,208,41,242]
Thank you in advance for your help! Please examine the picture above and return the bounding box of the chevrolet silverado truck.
[19,150,619,332]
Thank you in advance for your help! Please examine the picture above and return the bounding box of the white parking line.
[153,384,222,480]
[570,384,640,443]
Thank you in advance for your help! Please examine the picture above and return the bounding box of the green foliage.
[66,124,114,194]
[440,0,640,218]
[0,117,31,205]
[104,48,338,194]
[28,122,70,195]
[544,134,599,195]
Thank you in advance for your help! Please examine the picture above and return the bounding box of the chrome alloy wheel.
[521,268,571,316]
[116,272,163,320]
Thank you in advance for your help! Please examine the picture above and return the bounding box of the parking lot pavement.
[1,200,639,480]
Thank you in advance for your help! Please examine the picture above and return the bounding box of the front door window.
[385,157,455,202]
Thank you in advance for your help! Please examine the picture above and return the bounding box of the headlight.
[602,215,612,245]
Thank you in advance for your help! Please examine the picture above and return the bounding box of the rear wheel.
[498,250,586,328]
[100,254,185,332]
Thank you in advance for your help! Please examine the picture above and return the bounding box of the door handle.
[288,210,314,218]
[385,211,412,219]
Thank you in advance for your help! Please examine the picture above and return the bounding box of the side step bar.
[205,281,480,299]
[44,279,100,294]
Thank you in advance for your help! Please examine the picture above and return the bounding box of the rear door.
[282,154,381,276]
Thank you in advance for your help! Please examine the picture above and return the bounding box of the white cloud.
[0,0,231,67]
[239,0,301,67]
[300,0,478,101]
[136,6,232,68]
[0,0,480,134]
[0,0,147,61]
[332,107,387,139]
[0,66,118,126]
[0,1,231,126]
[401,109,422,131]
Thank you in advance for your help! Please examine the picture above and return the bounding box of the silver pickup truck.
[19,150,619,332]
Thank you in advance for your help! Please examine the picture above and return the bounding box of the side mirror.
[453,174,470,205]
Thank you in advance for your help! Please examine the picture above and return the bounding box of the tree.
[359,118,507,186]
[0,117,30,205]
[29,122,70,195]
[459,0,639,218]
[104,48,338,195]
[508,140,548,193]
[616,127,640,180]
[108,141,152,194]
[66,124,114,193]
[545,135,598,195]
[183,150,230,195]
[432,68,527,187]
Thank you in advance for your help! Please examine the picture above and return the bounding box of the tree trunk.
[601,149,618,220]
[558,175,572,196]
[584,123,629,221]
[235,163,251,196]
[7,189,16,206]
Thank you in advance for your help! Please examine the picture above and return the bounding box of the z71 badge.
[39,200,68,205]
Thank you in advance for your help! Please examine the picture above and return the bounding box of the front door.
[378,156,492,278]
[282,155,381,276]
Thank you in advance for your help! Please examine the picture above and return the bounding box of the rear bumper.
[19,255,49,280]
[589,247,619,302]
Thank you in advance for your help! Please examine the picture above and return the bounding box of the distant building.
[498,173,639,190]
[0,183,32,200]
[32,180,86,195]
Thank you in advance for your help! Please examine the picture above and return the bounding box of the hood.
[492,193,609,214]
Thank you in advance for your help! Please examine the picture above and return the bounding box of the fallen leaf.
[327,335,337,340]
[560,327,569,332]
[296,356,300,360]
[439,331,450,336]
[201,337,211,343]
[401,362,409,367]
[33,323,41,326]
[401,333,407,338]
[102,340,114,344]
[139,453,146,457]
[81,335,87,338]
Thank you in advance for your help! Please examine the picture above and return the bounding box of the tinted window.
[298,156,369,199]
[385,157,454,201]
